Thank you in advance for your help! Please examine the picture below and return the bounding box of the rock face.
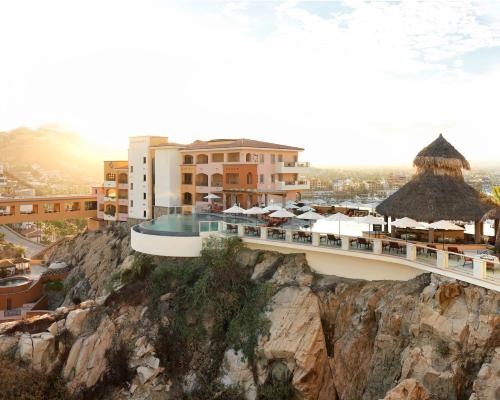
[48,224,132,304]
[0,231,498,400]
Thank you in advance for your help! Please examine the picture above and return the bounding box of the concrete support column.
[373,239,382,255]
[428,228,434,244]
[264,194,269,206]
[260,227,267,240]
[312,232,320,247]
[341,236,350,251]
[384,216,389,233]
[406,243,417,261]
[282,195,286,207]
[437,251,449,269]
[473,258,486,279]
[237,225,244,238]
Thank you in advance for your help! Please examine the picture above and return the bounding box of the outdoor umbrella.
[243,206,266,216]
[204,193,220,200]
[428,220,464,249]
[391,217,425,242]
[325,212,352,237]
[314,199,327,205]
[297,210,324,230]
[298,205,315,212]
[357,215,386,239]
[263,204,283,213]
[223,205,246,214]
[286,204,299,210]
[269,209,296,219]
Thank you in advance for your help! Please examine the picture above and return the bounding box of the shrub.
[121,253,155,284]
[154,237,272,381]
[0,358,69,400]
[44,281,64,292]
[257,380,296,400]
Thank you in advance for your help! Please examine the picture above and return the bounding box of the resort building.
[127,136,310,220]
[95,161,129,223]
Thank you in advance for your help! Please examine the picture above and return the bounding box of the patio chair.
[427,244,437,257]
[389,241,404,254]
[356,237,371,249]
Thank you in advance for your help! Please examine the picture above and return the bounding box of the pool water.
[136,213,258,236]
[0,278,29,287]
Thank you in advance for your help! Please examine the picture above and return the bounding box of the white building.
[128,136,169,220]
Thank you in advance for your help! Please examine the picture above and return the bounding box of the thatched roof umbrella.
[376,134,494,242]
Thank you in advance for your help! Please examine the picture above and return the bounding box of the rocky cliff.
[0,228,498,400]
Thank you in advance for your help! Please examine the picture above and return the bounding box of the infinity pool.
[135,213,258,236]
[0,277,30,287]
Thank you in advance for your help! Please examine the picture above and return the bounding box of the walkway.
[0,225,46,257]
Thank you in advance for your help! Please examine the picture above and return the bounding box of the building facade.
[126,136,310,220]
[95,160,129,223]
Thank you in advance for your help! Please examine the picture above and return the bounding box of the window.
[184,155,194,164]
[130,165,134,173]
[227,152,240,162]
[271,154,276,164]
[259,174,264,184]
[143,193,146,200]
[143,174,146,182]
[143,156,147,164]
[182,173,193,185]
[130,183,134,190]
[278,154,283,162]
[246,172,253,184]
[271,175,275,183]
[226,173,239,185]
[143,210,147,218]
[196,154,209,164]
[212,153,224,162]
[130,200,134,207]
[259,154,264,164]
[106,173,116,181]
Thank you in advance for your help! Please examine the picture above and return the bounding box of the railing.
[282,161,310,168]
[199,221,500,288]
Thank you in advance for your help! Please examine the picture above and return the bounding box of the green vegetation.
[139,237,272,392]
[40,219,87,244]
[0,358,69,400]
[257,380,295,400]
[44,281,64,292]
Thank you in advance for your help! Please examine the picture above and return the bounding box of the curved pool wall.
[131,213,256,257]
[0,276,31,293]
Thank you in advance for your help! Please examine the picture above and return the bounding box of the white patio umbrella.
[313,199,327,205]
[286,204,299,210]
[204,193,220,200]
[263,204,283,213]
[325,212,352,236]
[300,199,312,205]
[297,210,324,230]
[298,205,315,212]
[358,215,386,238]
[223,205,246,214]
[428,220,465,249]
[269,209,296,219]
[391,217,425,242]
[243,206,266,215]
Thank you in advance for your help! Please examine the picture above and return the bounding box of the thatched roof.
[376,174,493,221]
[414,134,470,174]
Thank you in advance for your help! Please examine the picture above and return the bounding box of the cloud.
[0,0,499,166]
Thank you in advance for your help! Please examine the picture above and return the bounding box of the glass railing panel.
[267,228,286,241]
[318,233,342,248]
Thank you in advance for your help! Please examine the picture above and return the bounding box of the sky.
[0,0,500,167]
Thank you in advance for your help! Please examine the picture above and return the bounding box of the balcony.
[103,196,117,203]
[275,161,310,174]
[275,180,310,191]
[104,213,116,221]
[104,180,116,188]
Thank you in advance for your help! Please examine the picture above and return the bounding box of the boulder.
[470,348,500,400]
[63,317,116,392]
[251,252,282,281]
[65,308,91,336]
[261,286,335,399]
[220,349,258,400]
[384,379,430,400]
[271,253,313,287]
[18,332,60,373]
[137,366,160,385]
[0,334,19,354]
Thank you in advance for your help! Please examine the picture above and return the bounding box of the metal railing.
[198,220,500,287]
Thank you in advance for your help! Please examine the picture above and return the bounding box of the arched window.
[184,155,194,164]
[211,173,223,187]
[246,153,252,162]
[246,172,253,185]
[196,173,209,186]
[183,192,193,205]
[196,154,209,164]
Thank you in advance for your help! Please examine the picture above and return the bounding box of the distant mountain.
[0,125,123,184]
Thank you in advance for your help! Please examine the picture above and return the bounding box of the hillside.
[0,125,124,186]
[0,228,498,400]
